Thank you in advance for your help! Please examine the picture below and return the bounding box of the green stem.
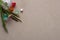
[0,6,8,33]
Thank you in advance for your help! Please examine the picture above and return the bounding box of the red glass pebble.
[11,2,16,8]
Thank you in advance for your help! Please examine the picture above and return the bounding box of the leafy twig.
[0,6,8,33]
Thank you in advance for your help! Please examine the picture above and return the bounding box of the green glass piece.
[15,11,19,14]
[14,10,20,14]
[3,14,8,21]
[4,14,8,17]
[3,17,8,20]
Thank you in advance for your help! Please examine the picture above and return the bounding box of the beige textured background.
[0,0,60,40]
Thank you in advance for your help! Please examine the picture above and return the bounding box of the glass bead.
[15,11,19,14]
[4,14,8,17]
[3,14,8,21]
[9,7,14,11]
[3,17,8,21]
[11,2,16,8]
[14,10,20,14]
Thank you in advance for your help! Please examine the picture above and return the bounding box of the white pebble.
[20,9,23,11]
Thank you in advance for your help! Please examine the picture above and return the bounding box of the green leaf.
[0,6,8,33]
[11,15,22,22]
[0,0,3,5]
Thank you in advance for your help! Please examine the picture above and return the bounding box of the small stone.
[20,9,23,13]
